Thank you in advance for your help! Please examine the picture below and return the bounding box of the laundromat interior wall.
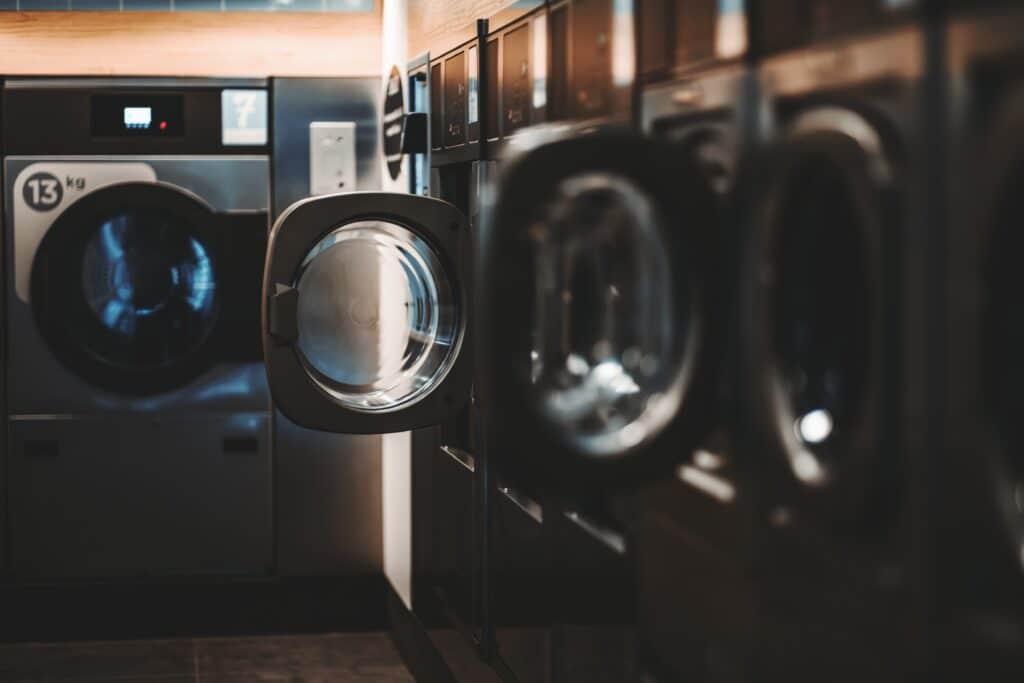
[0,10,381,77]
[379,0,413,610]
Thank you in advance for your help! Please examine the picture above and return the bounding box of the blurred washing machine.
[3,79,273,579]
[938,1,1024,677]
[477,124,724,678]
[476,4,733,679]
[738,2,928,680]
[482,3,654,682]
[633,1,757,681]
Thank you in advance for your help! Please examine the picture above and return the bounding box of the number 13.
[27,177,60,206]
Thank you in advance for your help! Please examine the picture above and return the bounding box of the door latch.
[268,284,299,344]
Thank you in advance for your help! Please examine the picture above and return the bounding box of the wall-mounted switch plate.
[309,121,357,196]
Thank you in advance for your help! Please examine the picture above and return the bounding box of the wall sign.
[383,65,405,181]
[222,89,269,146]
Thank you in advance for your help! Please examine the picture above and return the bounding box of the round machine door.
[477,131,724,493]
[32,182,225,395]
[262,192,472,434]
[739,108,895,527]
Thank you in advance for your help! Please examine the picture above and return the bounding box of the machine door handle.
[268,284,298,344]
[498,483,543,524]
[564,510,627,556]
[440,445,475,473]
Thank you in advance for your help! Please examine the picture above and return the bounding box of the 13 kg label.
[22,172,63,211]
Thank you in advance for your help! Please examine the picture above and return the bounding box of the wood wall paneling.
[0,11,382,77]
[407,0,541,58]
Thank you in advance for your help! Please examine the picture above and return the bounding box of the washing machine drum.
[32,183,228,394]
[741,125,891,524]
[478,131,724,491]
[290,220,460,413]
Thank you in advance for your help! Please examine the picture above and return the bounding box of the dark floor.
[0,632,414,683]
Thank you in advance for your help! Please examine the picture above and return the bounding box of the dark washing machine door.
[262,192,472,434]
[31,182,256,396]
[477,130,724,494]
[738,109,896,526]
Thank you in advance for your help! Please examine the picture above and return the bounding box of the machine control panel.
[91,94,184,138]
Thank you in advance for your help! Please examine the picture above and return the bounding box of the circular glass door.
[32,185,222,394]
[527,172,688,457]
[292,220,461,413]
[764,149,873,487]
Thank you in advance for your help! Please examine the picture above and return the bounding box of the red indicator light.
[159,121,168,130]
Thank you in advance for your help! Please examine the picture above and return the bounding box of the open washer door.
[477,130,725,495]
[262,192,472,434]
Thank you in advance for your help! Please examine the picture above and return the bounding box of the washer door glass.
[528,172,686,457]
[771,153,872,484]
[77,208,218,367]
[292,220,461,413]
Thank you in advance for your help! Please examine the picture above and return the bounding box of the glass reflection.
[773,154,870,483]
[529,172,685,457]
[294,220,460,412]
[79,208,218,368]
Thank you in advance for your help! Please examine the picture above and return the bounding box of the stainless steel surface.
[272,78,381,218]
[273,416,383,575]
[469,160,496,230]
[3,149,272,580]
[8,413,272,579]
[761,27,924,97]
[4,156,271,416]
[293,221,462,413]
[270,77,384,576]
[642,65,748,122]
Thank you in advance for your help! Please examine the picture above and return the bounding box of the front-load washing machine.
[938,1,1024,676]
[738,3,929,679]
[3,79,273,579]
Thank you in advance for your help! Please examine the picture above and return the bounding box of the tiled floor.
[0,632,413,682]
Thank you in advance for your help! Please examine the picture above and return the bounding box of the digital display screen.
[123,107,152,129]
[91,94,184,138]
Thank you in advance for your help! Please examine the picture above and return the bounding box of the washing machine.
[938,1,1024,677]
[738,2,928,679]
[3,79,273,579]
[633,1,757,680]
